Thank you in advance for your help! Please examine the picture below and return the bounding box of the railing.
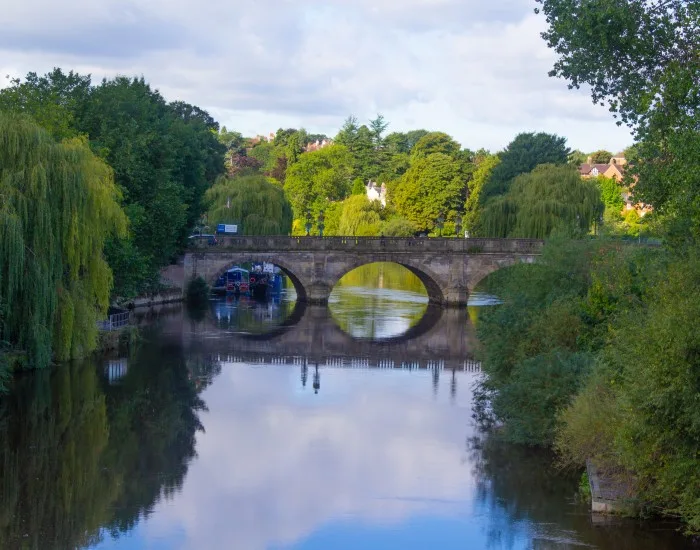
[97,311,131,331]
[188,236,545,254]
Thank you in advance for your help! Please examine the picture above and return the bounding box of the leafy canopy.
[205,175,293,235]
[481,164,602,239]
[0,114,127,369]
[481,132,570,201]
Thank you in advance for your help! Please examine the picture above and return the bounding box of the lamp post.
[436,211,445,237]
[318,210,325,237]
[305,210,312,236]
[454,213,462,238]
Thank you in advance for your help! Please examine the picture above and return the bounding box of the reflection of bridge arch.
[183,305,478,366]
[184,237,543,306]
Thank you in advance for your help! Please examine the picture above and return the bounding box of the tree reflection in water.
[0,325,220,549]
[468,435,694,550]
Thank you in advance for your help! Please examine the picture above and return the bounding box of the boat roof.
[227,267,249,273]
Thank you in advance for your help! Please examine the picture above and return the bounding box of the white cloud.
[0,0,633,153]
[134,365,480,550]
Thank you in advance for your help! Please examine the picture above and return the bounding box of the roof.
[579,163,625,176]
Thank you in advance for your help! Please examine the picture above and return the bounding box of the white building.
[366,181,387,207]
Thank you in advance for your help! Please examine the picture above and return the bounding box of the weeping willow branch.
[0,113,127,369]
[481,164,603,239]
[205,175,293,235]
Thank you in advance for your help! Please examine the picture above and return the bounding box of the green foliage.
[0,114,127,369]
[1,69,226,299]
[464,153,500,234]
[391,153,467,233]
[568,149,588,165]
[588,150,613,164]
[476,238,603,445]
[186,276,209,303]
[385,130,430,154]
[0,69,90,141]
[481,132,570,201]
[481,164,602,238]
[338,195,382,236]
[535,0,699,236]
[206,175,293,235]
[410,132,462,161]
[594,176,625,211]
[557,251,700,532]
[284,145,353,218]
[379,217,416,237]
[351,177,366,195]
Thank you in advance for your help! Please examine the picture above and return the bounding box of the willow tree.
[0,114,127,369]
[481,164,602,239]
[205,175,293,235]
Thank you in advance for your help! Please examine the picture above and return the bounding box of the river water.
[0,263,694,549]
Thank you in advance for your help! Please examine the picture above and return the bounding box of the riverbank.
[475,237,700,533]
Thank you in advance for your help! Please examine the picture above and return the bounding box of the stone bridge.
[184,236,543,306]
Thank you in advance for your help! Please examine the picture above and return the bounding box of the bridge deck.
[189,236,544,254]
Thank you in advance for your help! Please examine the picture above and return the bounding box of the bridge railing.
[188,236,544,254]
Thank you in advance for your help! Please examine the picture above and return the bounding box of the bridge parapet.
[189,236,544,255]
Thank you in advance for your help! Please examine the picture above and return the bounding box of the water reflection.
[0,262,695,549]
[329,262,428,339]
[0,328,217,549]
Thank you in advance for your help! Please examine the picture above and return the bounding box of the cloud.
[0,0,633,153]
[132,364,480,550]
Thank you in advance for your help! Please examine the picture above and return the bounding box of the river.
[0,263,694,549]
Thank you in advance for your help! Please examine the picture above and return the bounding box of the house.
[579,154,651,216]
[304,138,333,152]
[579,154,626,181]
[366,181,387,207]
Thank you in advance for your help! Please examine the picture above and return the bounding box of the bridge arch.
[329,259,446,305]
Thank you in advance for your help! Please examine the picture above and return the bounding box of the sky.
[1,0,634,153]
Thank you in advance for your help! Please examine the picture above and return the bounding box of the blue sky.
[1,0,634,153]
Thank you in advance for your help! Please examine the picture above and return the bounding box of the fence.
[97,311,131,331]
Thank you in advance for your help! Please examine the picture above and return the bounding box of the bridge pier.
[306,282,333,305]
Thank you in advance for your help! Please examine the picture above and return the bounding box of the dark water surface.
[0,264,694,549]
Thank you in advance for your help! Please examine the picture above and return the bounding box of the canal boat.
[213,267,250,296]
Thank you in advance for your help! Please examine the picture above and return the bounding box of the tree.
[464,153,500,235]
[338,195,382,236]
[205,175,293,235]
[385,130,430,154]
[351,177,366,195]
[481,132,570,201]
[80,76,225,295]
[534,0,700,234]
[481,164,602,239]
[0,68,91,140]
[334,116,359,148]
[0,114,127,369]
[369,114,389,146]
[568,149,587,165]
[284,145,353,219]
[588,149,612,164]
[594,175,625,212]
[410,132,461,161]
[391,153,467,233]
[379,217,416,237]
